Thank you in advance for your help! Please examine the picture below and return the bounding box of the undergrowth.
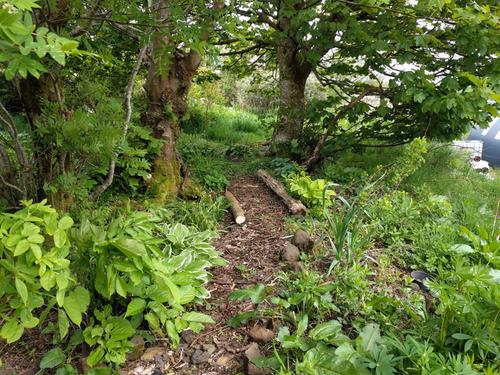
[228,139,500,374]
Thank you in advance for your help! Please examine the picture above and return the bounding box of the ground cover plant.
[1,0,499,374]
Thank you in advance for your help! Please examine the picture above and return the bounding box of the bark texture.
[18,73,66,205]
[257,169,307,215]
[272,39,311,146]
[143,42,201,201]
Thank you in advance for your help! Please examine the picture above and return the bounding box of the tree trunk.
[143,44,201,202]
[18,74,64,191]
[271,40,311,149]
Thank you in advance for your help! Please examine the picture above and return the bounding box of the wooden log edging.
[257,169,307,216]
[225,190,246,224]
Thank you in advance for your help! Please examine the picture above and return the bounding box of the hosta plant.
[71,211,225,349]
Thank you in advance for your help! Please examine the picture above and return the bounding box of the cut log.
[257,169,307,215]
[225,190,246,224]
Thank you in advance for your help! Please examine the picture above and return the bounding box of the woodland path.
[125,174,290,375]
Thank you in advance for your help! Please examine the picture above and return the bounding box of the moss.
[180,177,206,199]
[150,157,182,203]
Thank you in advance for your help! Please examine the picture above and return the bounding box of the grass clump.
[182,103,269,145]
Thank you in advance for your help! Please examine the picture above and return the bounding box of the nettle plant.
[0,200,89,343]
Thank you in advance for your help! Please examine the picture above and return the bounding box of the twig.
[90,44,148,200]
[0,174,26,198]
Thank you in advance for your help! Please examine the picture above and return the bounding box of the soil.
[0,172,290,375]
[123,174,290,374]
[0,327,51,375]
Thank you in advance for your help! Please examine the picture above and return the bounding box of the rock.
[202,343,217,355]
[291,229,314,251]
[191,348,212,364]
[140,347,165,362]
[245,344,270,375]
[247,363,271,375]
[285,260,304,272]
[292,261,304,272]
[128,364,156,375]
[216,353,235,367]
[248,326,275,343]
[244,343,261,361]
[181,329,195,344]
[127,335,146,361]
[281,242,300,263]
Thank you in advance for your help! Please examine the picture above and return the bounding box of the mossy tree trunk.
[272,41,311,148]
[143,41,201,202]
[271,5,312,151]
[18,73,67,206]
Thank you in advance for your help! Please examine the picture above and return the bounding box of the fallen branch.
[225,190,246,224]
[257,169,306,216]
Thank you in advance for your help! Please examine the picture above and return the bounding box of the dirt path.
[126,174,290,374]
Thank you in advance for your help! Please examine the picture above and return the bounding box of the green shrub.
[1,201,226,369]
[368,190,456,271]
[71,212,225,355]
[320,163,369,186]
[202,170,229,192]
[285,172,336,209]
[83,305,135,366]
[163,196,229,231]
[0,200,90,343]
[181,103,267,145]
[267,157,303,178]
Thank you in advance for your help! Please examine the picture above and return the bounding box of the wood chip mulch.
[124,174,290,374]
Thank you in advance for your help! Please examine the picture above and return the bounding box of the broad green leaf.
[49,50,65,65]
[15,278,28,305]
[166,320,180,347]
[108,317,135,340]
[39,348,66,369]
[53,228,67,248]
[358,323,380,352]
[125,298,147,317]
[229,284,266,304]
[87,346,105,367]
[58,309,69,339]
[309,320,343,343]
[58,216,74,230]
[449,244,474,254]
[0,319,24,343]
[164,278,180,305]
[144,312,161,332]
[182,312,215,324]
[22,222,40,236]
[14,239,30,256]
[63,287,90,325]
[13,0,41,11]
[111,238,147,258]
[27,233,44,243]
[40,269,56,290]
[20,309,39,328]
[30,243,42,259]
[115,276,127,298]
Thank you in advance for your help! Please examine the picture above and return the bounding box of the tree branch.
[90,44,148,200]
[219,43,267,56]
[304,88,373,168]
